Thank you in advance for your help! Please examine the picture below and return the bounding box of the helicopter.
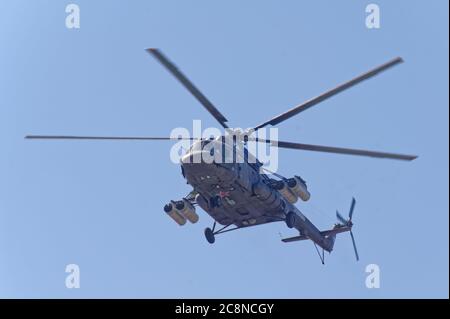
[26,49,417,264]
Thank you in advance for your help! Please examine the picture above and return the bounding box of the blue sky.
[0,1,448,298]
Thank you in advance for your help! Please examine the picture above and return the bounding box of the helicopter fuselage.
[180,140,335,252]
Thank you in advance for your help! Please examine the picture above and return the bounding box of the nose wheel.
[204,227,215,244]
[204,221,240,244]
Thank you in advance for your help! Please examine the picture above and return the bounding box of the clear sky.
[0,0,448,298]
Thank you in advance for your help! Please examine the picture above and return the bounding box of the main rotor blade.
[252,138,417,161]
[147,48,229,128]
[349,197,356,220]
[25,135,198,141]
[350,231,359,261]
[253,57,404,130]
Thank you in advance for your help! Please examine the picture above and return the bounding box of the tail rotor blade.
[350,231,359,261]
[336,210,347,225]
[349,197,356,220]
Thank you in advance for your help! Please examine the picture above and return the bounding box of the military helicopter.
[26,49,417,264]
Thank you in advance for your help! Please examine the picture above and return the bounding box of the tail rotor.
[335,197,359,261]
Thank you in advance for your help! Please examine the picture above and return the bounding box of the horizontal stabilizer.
[281,234,309,243]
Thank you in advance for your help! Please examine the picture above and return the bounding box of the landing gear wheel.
[204,227,215,244]
[286,212,296,228]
